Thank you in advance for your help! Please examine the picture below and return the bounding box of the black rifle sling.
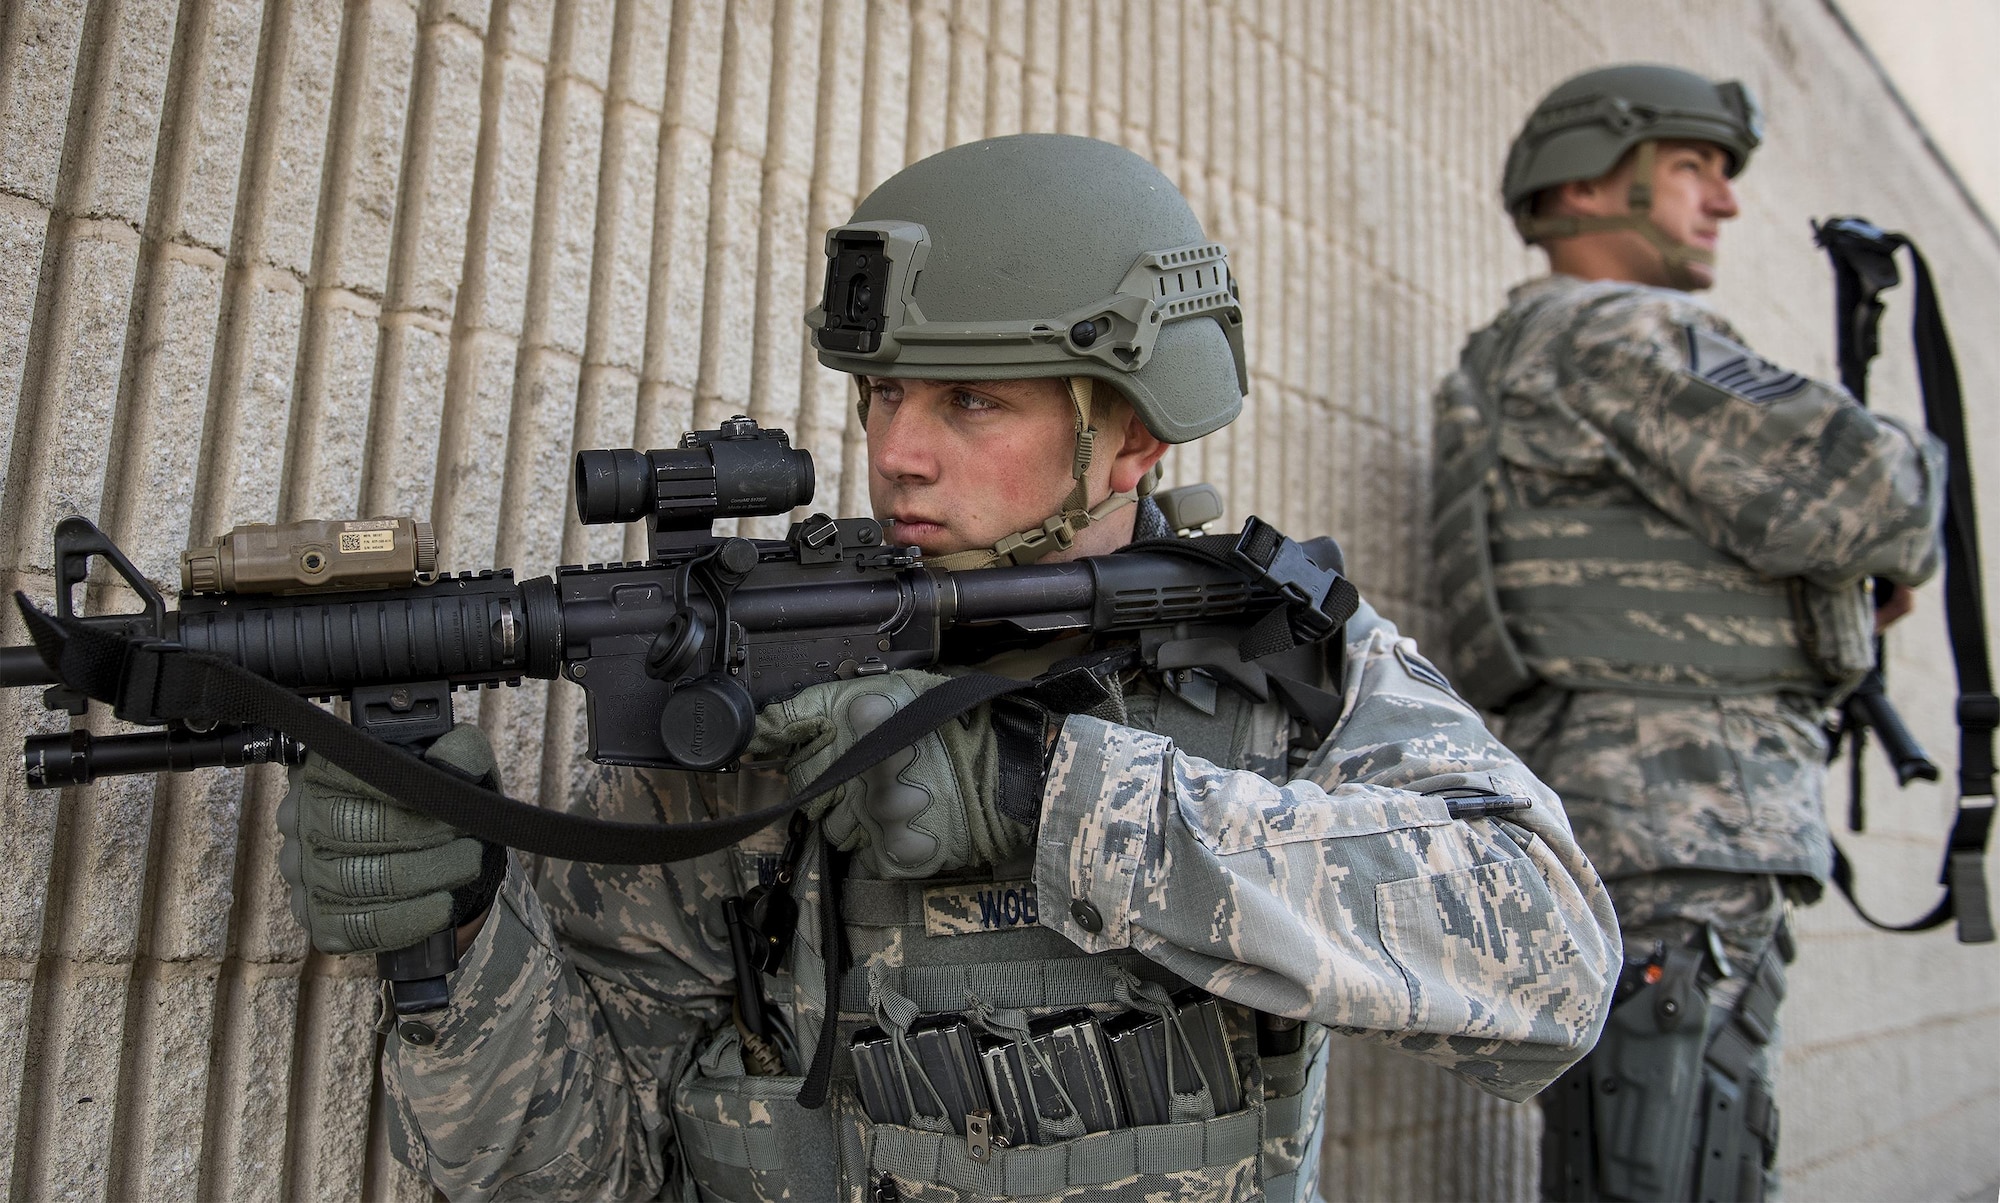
[1823,233,1996,945]
[14,594,1035,866]
[796,828,844,1109]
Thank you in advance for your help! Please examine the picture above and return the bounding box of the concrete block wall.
[0,1,1994,1198]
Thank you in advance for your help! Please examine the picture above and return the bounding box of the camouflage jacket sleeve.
[1555,288,1946,589]
[379,859,710,1201]
[1032,600,1621,1102]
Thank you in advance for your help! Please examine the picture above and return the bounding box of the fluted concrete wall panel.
[1,1,1995,1199]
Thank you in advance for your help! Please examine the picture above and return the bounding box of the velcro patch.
[923,880,1041,936]
[1683,324,1810,403]
[1395,644,1461,698]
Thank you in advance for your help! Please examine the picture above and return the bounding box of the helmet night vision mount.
[809,219,1243,385]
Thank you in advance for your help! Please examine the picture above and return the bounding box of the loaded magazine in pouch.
[850,1018,992,1136]
[1031,1009,1126,1134]
[850,1027,909,1127]
[1102,989,1241,1124]
[906,1016,991,1135]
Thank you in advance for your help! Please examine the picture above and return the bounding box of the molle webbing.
[791,679,1330,1199]
[867,1106,1264,1196]
[1431,315,1542,710]
[1489,505,1820,694]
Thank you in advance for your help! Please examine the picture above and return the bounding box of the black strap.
[1817,221,1996,944]
[797,833,849,1109]
[14,595,1036,867]
[1266,671,1345,740]
[1907,247,1996,805]
[1827,841,1939,933]
[1905,243,1996,945]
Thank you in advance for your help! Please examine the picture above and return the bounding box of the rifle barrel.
[1,645,52,688]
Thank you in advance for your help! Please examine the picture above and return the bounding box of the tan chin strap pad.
[1514,141,1714,289]
[923,377,1156,572]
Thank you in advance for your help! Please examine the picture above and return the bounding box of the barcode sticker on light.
[338,530,396,553]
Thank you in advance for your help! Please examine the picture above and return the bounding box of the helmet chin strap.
[918,377,1156,571]
[1514,141,1715,290]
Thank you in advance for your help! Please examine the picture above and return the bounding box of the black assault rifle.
[3,415,1358,1013]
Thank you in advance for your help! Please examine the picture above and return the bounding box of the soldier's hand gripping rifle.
[3,416,1358,1009]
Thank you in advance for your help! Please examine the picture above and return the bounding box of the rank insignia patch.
[1683,324,1810,403]
[1395,644,1461,699]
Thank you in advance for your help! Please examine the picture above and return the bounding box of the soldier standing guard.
[1431,65,1946,1202]
[280,133,1619,1200]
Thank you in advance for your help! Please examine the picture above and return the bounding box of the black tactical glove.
[277,723,507,955]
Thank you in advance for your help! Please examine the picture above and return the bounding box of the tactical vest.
[666,649,1335,1202]
[1432,306,1874,712]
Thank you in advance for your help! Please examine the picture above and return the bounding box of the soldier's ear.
[1553,176,1613,217]
[1106,403,1169,494]
[1551,142,1646,219]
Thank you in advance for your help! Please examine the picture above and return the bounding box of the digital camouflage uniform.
[1440,271,1942,922]
[1433,273,1944,1194]
[377,579,1621,1200]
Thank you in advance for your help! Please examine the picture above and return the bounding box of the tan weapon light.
[182,517,438,594]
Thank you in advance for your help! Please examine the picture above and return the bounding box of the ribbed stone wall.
[0,1,1994,1199]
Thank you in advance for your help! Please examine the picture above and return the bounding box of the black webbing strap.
[1906,245,1996,945]
[1820,226,1996,945]
[1907,247,1996,807]
[798,834,849,1109]
[1828,835,1993,942]
[14,594,1037,867]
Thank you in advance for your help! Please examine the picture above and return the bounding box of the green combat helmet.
[1504,64,1762,287]
[806,133,1247,569]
